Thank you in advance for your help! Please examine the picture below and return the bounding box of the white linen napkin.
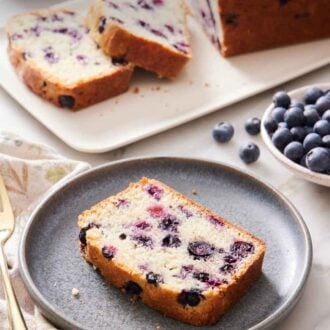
[0,131,90,329]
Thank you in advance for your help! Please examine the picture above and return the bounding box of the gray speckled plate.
[19,157,312,330]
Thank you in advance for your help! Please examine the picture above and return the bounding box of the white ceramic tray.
[0,0,329,153]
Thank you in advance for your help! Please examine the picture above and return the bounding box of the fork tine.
[0,174,13,217]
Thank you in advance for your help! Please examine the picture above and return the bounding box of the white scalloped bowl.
[261,83,330,187]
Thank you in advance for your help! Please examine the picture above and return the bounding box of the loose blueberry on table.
[239,143,260,164]
[264,87,330,174]
[212,122,234,143]
[245,117,261,135]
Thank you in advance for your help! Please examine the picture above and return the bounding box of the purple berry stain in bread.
[134,220,152,230]
[162,234,181,247]
[144,184,163,200]
[59,95,75,109]
[231,241,255,258]
[220,264,235,274]
[177,205,192,218]
[177,289,204,307]
[115,198,130,208]
[159,214,180,232]
[133,235,153,247]
[188,241,215,259]
[224,255,237,264]
[207,215,224,227]
[193,272,209,282]
[146,272,163,286]
[102,245,117,259]
[148,205,165,218]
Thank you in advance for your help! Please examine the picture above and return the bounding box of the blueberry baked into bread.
[78,177,266,325]
[6,9,134,110]
[189,0,330,57]
[86,0,191,79]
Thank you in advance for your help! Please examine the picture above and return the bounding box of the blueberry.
[304,126,314,136]
[271,107,287,123]
[177,289,203,307]
[159,214,180,232]
[239,143,260,164]
[284,107,305,127]
[220,264,235,274]
[278,122,289,129]
[212,122,234,143]
[188,241,215,259]
[290,126,306,142]
[306,147,330,173]
[162,234,181,248]
[272,128,293,150]
[59,95,75,109]
[303,87,324,104]
[231,241,254,258]
[300,154,307,168]
[193,272,209,282]
[322,135,330,148]
[102,245,116,259]
[289,100,304,110]
[313,120,330,136]
[146,272,163,286]
[322,110,330,122]
[79,223,100,247]
[245,117,261,135]
[315,96,330,116]
[264,117,278,134]
[273,91,291,108]
[284,141,305,162]
[304,106,320,126]
[303,133,322,152]
[224,255,237,263]
[123,281,142,295]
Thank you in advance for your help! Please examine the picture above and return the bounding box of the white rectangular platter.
[0,0,329,153]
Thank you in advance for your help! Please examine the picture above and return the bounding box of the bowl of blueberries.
[261,84,330,187]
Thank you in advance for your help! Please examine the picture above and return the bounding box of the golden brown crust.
[86,0,191,79]
[79,177,266,326]
[6,9,134,111]
[218,0,330,57]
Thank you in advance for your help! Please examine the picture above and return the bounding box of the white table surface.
[0,1,329,329]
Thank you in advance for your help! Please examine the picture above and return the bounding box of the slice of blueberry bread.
[189,0,330,57]
[85,0,191,79]
[78,177,266,325]
[6,9,134,110]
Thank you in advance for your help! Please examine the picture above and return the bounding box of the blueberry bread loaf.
[6,9,134,110]
[189,0,330,57]
[78,177,266,325]
[86,0,191,79]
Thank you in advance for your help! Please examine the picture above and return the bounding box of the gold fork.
[0,174,27,329]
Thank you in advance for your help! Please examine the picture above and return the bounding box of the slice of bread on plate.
[86,0,191,79]
[78,177,266,325]
[6,8,134,110]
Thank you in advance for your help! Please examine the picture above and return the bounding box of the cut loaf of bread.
[78,177,266,325]
[6,8,134,110]
[86,0,191,79]
[189,0,330,57]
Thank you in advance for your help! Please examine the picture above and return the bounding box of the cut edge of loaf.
[6,8,134,111]
[86,1,191,79]
[78,177,266,326]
